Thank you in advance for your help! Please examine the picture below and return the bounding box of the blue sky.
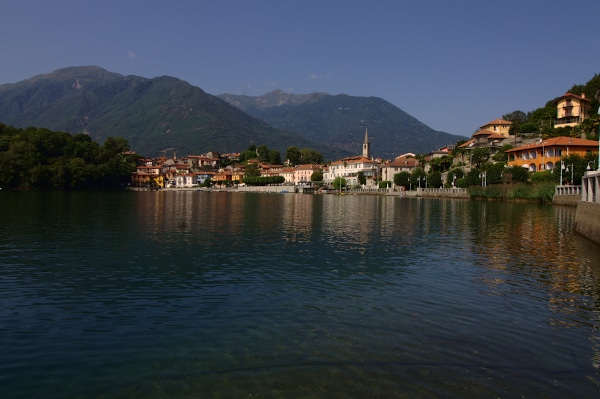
[2,0,600,137]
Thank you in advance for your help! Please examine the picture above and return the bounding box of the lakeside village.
[130,91,600,197]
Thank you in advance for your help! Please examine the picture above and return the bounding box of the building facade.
[554,92,591,129]
[505,136,598,173]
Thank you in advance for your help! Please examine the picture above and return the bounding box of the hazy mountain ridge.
[0,66,466,160]
[0,67,327,158]
[219,90,467,158]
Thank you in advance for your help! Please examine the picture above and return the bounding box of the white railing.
[581,170,600,204]
[555,185,582,196]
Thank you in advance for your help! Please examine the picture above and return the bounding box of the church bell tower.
[362,128,370,159]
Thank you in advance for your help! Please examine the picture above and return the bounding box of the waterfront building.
[324,129,380,187]
[505,136,599,174]
[280,167,295,184]
[380,155,419,183]
[131,165,165,188]
[294,164,322,185]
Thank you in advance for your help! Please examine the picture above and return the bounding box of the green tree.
[300,148,323,165]
[518,122,539,134]
[485,162,506,185]
[410,168,426,189]
[492,144,513,163]
[244,163,261,177]
[471,147,490,168]
[503,110,528,137]
[333,176,346,190]
[447,168,464,186]
[268,150,281,164]
[240,149,257,162]
[311,171,323,182]
[286,146,301,165]
[502,166,529,184]
[357,171,366,185]
[393,171,411,189]
[257,144,269,162]
[428,171,442,188]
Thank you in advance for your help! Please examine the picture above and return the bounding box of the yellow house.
[554,92,591,129]
[131,165,165,188]
[505,136,598,172]
[479,118,512,137]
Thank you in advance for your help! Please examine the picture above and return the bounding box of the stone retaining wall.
[574,201,600,246]
[552,195,581,207]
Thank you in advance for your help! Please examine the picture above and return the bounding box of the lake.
[1,190,600,398]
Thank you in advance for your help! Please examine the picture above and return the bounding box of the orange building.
[505,136,598,172]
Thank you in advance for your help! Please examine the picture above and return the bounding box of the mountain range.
[218,90,465,158]
[0,66,466,159]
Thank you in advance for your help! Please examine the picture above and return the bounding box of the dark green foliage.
[492,144,513,162]
[244,163,260,177]
[502,166,529,184]
[446,168,464,186]
[240,150,257,162]
[471,147,490,168]
[268,150,281,164]
[311,171,323,182]
[0,122,137,190]
[468,182,556,204]
[286,146,301,165]
[461,169,484,188]
[299,148,323,165]
[409,168,426,189]
[530,170,557,184]
[393,171,411,188]
[484,162,506,185]
[243,176,285,186]
[428,171,442,188]
[561,153,597,185]
[257,144,269,162]
[357,171,366,185]
[519,122,539,133]
[333,176,346,190]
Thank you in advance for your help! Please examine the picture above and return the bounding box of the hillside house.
[554,92,591,129]
[479,118,512,137]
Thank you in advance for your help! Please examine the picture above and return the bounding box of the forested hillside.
[0,67,328,158]
[219,90,467,158]
[0,123,137,190]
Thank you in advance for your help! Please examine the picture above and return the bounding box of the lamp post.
[560,160,564,185]
[565,163,573,184]
[587,161,595,172]
[479,171,487,187]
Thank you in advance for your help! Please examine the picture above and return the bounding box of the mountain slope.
[219,90,467,158]
[0,67,326,157]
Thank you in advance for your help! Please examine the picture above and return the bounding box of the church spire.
[362,128,370,159]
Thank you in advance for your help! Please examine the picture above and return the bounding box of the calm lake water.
[1,190,600,398]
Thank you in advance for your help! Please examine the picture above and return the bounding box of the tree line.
[0,123,139,190]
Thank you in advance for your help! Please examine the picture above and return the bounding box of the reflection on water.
[1,191,600,398]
